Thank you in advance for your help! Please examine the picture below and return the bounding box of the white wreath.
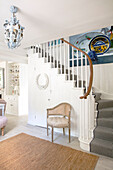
[37,73,49,90]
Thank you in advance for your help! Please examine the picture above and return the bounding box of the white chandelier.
[3,6,25,49]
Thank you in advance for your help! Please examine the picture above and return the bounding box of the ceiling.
[0,0,113,61]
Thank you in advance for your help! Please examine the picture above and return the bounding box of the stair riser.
[98,110,113,118]
[97,120,113,128]
[95,97,101,102]
[91,144,113,158]
[98,102,113,109]
[94,93,101,102]
[94,130,113,142]
[74,81,86,88]
[66,75,77,81]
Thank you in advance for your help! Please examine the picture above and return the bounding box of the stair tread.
[93,92,101,96]
[97,99,113,109]
[95,126,113,133]
[97,99,113,103]
[93,93,101,102]
[98,117,113,121]
[99,107,113,111]
[97,118,113,128]
[91,138,112,149]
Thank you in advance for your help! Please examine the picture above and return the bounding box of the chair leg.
[63,128,65,135]
[1,127,4,136]
[52,127,53,142]
[69,127,70,143]
[47,124,49,136]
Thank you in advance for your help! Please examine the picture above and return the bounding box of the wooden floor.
[0,114,113,170]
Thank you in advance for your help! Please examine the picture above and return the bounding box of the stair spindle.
[77,50,79,87]
[72,47,74,81]
[47,42,48,62]
[85,54,88,92]
[50,41,51,63]
[81,52,83,88]
[57,39,58,69]
[68,44,70,80]
[53,40,55,66]
[60,40,62,73]
[64,42,66,74]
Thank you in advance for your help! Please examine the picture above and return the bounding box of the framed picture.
[0,68,5,89]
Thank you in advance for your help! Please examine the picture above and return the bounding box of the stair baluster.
[72,47,74,82]
[60,40,62,74]
[77,50,79,88]
[64,42,66,74]
[57,40,59,69]
[68,44,70,80]
[85,54,88,92]
[81,52,83,89]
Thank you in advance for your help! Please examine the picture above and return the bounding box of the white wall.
[28,53,83,137]
[18,64,28,115]
[93,63,113,99]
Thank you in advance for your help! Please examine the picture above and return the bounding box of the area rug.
[0,133,99,170]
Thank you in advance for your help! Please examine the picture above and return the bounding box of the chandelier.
[3,6,25,49]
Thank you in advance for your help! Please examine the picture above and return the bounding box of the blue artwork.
[89,35,111,55]
[69,26,113,65]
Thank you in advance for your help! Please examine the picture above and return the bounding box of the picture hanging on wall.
[69,26,113,65]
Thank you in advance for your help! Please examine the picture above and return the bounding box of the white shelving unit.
[4,62,28,116]
[7,63,20,96]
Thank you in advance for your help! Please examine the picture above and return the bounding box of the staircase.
[31,38,93,99]
[30,38,97,152]
[30,38,113,157]
[91,93,113,158]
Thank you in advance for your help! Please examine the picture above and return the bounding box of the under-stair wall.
[28,38,95,151]
[28,53,83,136]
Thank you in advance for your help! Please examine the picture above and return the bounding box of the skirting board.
[28,120,79,137]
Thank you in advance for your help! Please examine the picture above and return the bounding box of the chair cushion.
[0,116,8,128]
[47,117,68,128]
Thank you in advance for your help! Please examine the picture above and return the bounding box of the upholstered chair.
[0,116,8,136]
[47,103,71,143]
[0,99,6,116]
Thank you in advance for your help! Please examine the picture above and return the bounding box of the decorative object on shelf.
[37,73,49,90]
[7,63,20,95]
[89,35,111,55]
[3,6,25,49]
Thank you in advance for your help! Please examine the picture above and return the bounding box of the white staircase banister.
[61,38,93,99]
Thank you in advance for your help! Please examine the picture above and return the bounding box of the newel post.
[79,94,95,151]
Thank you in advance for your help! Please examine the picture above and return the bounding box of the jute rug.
[0,133,99,170]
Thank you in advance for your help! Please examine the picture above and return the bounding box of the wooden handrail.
[61,38,93,99]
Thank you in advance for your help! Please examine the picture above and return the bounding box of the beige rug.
[0,133,99,170]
